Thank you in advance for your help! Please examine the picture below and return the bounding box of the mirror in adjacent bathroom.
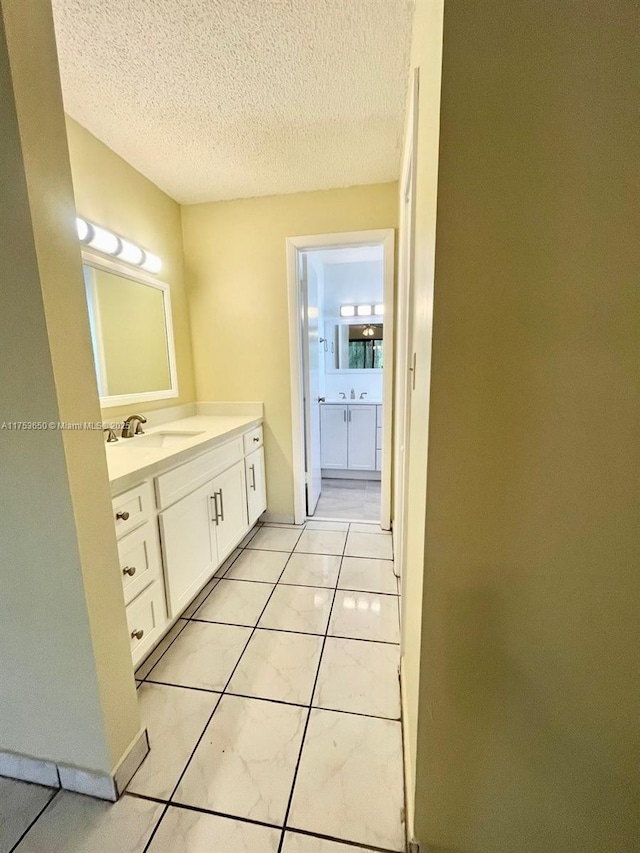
[326,322,383,371]
[83,259,178,407]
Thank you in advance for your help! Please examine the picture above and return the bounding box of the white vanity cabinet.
[320,403,379,473]
[110,419,266,666]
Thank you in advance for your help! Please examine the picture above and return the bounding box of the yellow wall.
[65,117,195,419]
[409,2,640,850]
[0,0,140,774]
[182,183,398,518]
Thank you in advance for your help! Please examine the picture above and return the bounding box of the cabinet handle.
[131,628,144,641]
[253,436,260,443]
[116,510,130,521]
[343,410,346,422]
[348,410,352,422]
[122,565,136,577]
[210,494,219,526]
[217,488,225,522]
[250,464,256,490]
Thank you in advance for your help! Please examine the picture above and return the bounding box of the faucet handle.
[103,427,118,443]
[339,392,346,399]
[359,392,368,399]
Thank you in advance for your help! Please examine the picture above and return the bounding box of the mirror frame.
[82,249,179,408]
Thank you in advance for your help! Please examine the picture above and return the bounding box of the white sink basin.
[117,431,204,449]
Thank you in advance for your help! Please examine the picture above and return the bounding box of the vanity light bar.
[340,304,384,317]
[75,217,162,274]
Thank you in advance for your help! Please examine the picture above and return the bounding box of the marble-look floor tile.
[14,791,163,853]
[294,530,347,556]
[304,520,349,532]
[181,577,220,619]
[147,621,251,690]
[135,619,188,680]
[147,806,280,852]
[228,629,323,704]
[193,580,274,627]
[338,557,398,595]
[282,832,374,853]
[313,638,400,719]
[288,710,405,851]
[174,695,306,824]
[127,683,218,799]
[349,523,390,535]
[329,591,400,644]
[345,531,393,560]
[279,553,341,588]
[0,778,53,852]
[238,527,260,548]
[224,549,289,582]
[246,527,301,552]
[259,585,333,635]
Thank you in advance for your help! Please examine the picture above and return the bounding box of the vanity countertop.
[106,414,263,495]
[322,399,382,405]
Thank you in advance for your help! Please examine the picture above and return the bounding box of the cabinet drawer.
[376,426,383,450]
[112,483,152,538]
[126,582,166,666]
[155,437,243,510]
[117,523,162,605]
[376,405,383,428]
[243,425,263,455]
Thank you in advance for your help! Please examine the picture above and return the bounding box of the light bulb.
[357,305,372,316]
[89,225,119,255]
[340,305,355,317]
[76,217,91,243]
[117,239,144,266]
[374,304,384,315]
[141,251,162,274]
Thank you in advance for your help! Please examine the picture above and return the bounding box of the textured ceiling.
[52,0,414,204]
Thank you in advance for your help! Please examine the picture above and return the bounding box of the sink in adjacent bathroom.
[116,431,205,449]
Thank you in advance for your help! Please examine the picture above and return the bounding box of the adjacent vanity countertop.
[322,399,382,405]
[106,414,262,495]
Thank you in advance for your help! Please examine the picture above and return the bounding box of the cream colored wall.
[0,0,140,774]
[409,2,640,851]
[182,183,398,518]
[398,0,444,841]
[65,116,195,418]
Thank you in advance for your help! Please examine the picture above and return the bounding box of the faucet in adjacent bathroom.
[121,414,147,438]
[350,388,355,399]
[359,392,368,399]
[339,392,347,399]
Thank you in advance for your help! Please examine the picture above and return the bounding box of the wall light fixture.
[76,216,162,274]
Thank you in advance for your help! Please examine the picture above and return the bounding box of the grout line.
[283,826,402,853]
[275,525,350,853]
[9,788,60,853]
[139,529,308,853]
[129,790,283,832]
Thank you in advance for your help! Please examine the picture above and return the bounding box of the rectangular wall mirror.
[325,322,384,371]
[82,253,178,407]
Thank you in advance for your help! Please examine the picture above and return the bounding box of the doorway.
[286,229,395,528]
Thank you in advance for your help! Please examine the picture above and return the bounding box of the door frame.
[286,228,395,528]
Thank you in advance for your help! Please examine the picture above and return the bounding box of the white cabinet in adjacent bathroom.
[320,403,379,473]
[245,446,267,525]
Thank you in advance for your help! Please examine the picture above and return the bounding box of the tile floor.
[313,478,381,521]
[1,521,404,853]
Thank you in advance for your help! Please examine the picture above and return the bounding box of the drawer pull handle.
[253,436,260,443]
[122,565,136,577]
[210,494,219,526]
[217,488,225,522]
[250,464,256,491]
[131,628,144,641]
[116,510,130,521]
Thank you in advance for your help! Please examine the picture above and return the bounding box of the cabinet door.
[159,481,218,618]
[245,446,267,526]
[347,405,377,470]
[320,405,348,469]
[213,461,249,562]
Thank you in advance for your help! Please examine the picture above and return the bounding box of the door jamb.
[286,228,395,527]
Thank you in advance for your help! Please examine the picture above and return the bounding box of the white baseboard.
[0,727,149,802]
[400,656,415,844]
[322,469,381,481]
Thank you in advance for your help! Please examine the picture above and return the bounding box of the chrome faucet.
[121,414,147,438]
[350,388,355,399]
[359,392,368,399]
